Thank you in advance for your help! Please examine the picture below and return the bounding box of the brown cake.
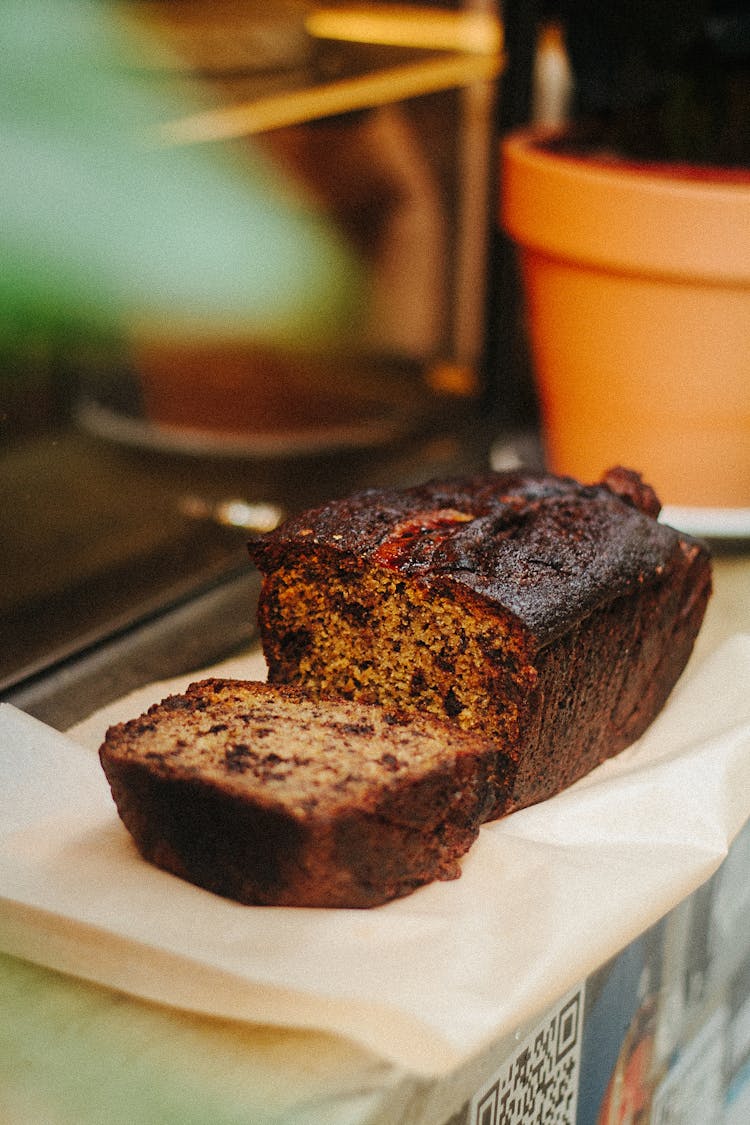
[248,467,712,816]
[99,678,501,907]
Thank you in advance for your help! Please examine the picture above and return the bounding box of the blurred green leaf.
[0,0,363,352]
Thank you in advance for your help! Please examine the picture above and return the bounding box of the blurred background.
[2,0,748,720]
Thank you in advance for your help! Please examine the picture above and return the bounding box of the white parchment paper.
[1,636,749,1077]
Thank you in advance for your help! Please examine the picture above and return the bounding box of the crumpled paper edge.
[1,636,749,1078]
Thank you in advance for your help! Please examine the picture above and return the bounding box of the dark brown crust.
[248,467,700,648]
[99,679,501,907]
[248,468,712,813]
[504,533,710,808]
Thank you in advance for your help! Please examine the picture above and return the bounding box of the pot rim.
[501,127,750,282]
[528,128,750,187]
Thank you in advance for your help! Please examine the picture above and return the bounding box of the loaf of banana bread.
[248,467,711,815]
[99,678,501,907]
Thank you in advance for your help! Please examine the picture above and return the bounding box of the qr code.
[469,987,584,1125]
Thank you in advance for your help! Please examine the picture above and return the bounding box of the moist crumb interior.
[112,685,481,817]
[263,561,534,744]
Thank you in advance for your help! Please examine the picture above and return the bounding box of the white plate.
[661,506,750,540]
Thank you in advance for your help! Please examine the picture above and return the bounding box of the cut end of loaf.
[259,559,535,750]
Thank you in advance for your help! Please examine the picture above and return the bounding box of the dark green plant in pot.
[550,0,750,167]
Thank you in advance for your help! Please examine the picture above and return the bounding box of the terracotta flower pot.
[501,128,750,518]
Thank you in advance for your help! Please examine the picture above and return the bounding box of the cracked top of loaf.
[248,467,710,647]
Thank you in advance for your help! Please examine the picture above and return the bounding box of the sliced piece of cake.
[99,678,501,907]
